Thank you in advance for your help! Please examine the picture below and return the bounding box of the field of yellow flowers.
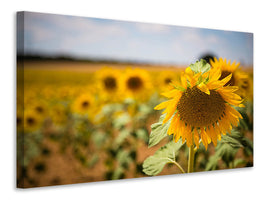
[17,60,253,188]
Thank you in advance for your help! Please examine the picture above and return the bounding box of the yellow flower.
[238,73,253,101]
[156,70,180,92]
[154,64,244,149]
[29,100,49,119]
[49,103,68,126]
[96,67,122,102]
[120,67,152,101]
[24,109,42,132]
[71,93,96,120]
[210,57,251,100]
[17,107,24,132]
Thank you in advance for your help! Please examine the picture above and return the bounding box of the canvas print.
[16,11,253,188]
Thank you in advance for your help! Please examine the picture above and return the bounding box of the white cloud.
[24,12,128,45]
[135,22,171,33]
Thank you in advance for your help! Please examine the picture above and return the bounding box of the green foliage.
[113,113,131,129]
[114,129,131,147]
[148,114,170,148]
[189,59,211,74]
[135,128,149,142]
[206,129,253,170]
[143,140,184,176]
[17,132,43,167]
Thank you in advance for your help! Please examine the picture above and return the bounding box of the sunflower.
[24,109,42,132]
[156,70,179,92]
[96,67,122,102]
[71,93,96,120]
[17,107,24,133]
[49,103,68,126]
[154,60,244,149]
[29,99,49,120]
[239,73,253,101]
[210,57,250,99]
[120,67,152,101]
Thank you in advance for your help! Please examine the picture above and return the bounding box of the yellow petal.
[190,72,202,87]
[200,128,209,150]
[154,100,170,110]
[184,125,193,147]
[162,99,178,123]
[185,67,194,77]
[219,73,232,86]
[180,72,188,88]
[209,68,221,82]
[197,82,210,95]
[161,89,182,98]
[227,105,243,119]
[193,129,200,149]
[208,126,218,147]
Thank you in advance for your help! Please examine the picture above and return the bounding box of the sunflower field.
[17,58,253,188]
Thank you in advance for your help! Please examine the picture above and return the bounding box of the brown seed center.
[177,86,225,127]
[127,76,143,90]
[36,106,44,113]
[27,117,36,126]
[82,101,90,108]
[104,77,117,90]
[164,78,172,84]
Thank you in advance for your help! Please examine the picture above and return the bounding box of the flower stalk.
[188,145,196,173]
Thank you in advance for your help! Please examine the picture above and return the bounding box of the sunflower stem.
[171,160,186,174]
[188,145,196,173]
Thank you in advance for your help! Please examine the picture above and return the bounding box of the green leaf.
[148,114,171,148]
[189,59,211,74]
[114,129,131,146]
[205,154,220,171]
[112,167,124,180]
[135,128,149,142]
[113,113,131,129]
[143,140,184,176]
[233,159,246,167]
[206,130,243,170]
[116,149,133,167]
[220,130,243,148]
[92,131,106,148]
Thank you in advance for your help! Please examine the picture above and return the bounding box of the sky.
[18,11,253,66]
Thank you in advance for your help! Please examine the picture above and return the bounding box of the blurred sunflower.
[155,60,244,149]
[96,67,122,102]
[156,71,179,92]
[239,73,253,101]
[24,109,42,132]
[57,85,77,101]
[30,100,49,119]
[210,57,250,100]
[71,93,96,120]
[120,68,152,101]
[49,103,68,126]
[16,107,24,132]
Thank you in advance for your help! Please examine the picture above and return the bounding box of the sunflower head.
[95,67,123,101]
[49,103,68,126]
[30,100,49,119]
[154,59,244,149]
[210,57,252,101]
[120,67,152,101]
[210,57,241,86]
[156,70,179,92]
[71,93,95,116]
[24,109,42,132]
[17,107,24,133]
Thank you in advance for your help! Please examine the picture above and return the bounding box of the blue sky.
[19,11,253,66]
